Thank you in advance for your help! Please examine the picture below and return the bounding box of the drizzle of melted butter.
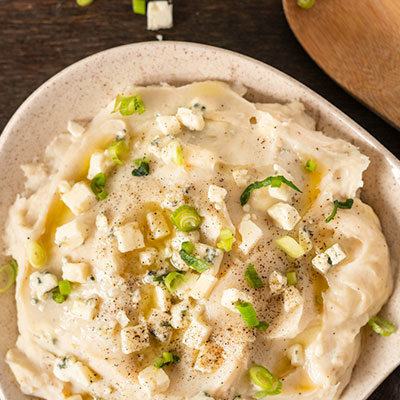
[295,370,318,393]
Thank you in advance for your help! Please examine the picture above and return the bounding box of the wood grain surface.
[283,0,400,129]
[0,1,399,399]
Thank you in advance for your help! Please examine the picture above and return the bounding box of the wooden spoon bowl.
[283,0,400,129]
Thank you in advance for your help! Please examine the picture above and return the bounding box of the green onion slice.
[132,157,150,176]
[368,316,396,336]
[297,0,315,9]
[170,205,201,232]
[76,0,94,6]
[275,236,305,259]
[52,292,67,304]
[0,260,17,294]
[164,272,186,293]
[154,352,180,368]
[236,302,269,331]
[113,94,146,116]
[249,366,282,396]
[58,280,71,296]
[245,264,264,289]
[217,229,235,252]
[179,245,210,273]
[171,140,184,166]
[286,271,297,285]
[132,0,146,14]
[325,199,353,223]
[304,160,317,172]
[108,140,127,165]
[90,172,108,200]
[240,175,302,206]
[256,321,270,332]
[181,241,194,254]
[26,240,46,268]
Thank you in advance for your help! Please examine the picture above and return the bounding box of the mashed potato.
[4,81,392,400]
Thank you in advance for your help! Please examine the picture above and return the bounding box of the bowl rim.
[0,41,399,400]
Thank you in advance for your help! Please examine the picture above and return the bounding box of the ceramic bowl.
[0,41,399,400]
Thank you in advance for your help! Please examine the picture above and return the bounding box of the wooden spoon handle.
[283,0,400,130]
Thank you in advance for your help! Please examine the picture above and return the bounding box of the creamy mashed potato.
[4,81,392,400]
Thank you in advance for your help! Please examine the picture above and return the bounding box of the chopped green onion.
[132,157,150,176]
[240,175,302,206]
[132,0,146,15]
[164,272,186,293]
[217,229,235,252]
[108,140,127,165]
[154,352,180,368]
[181,241,194,254]
[179,247,210,273]
[112,94,146,116]
[249,366,282,397]
[304,160,317,172]
[0,260,17,294]
[58,280,71,296]
[286,271,297,285]
[90,172,108,200]
[170,205,201,232]
[297,0,315,9]
[368,316,396,336]
[26,240,46,268]
[275,236,305,258]
[245,264,264,289]
[76,0,94,6]
[52,292,67,304]
[170,140,184,166]
[325,199,353,223]
[236,302,269,331]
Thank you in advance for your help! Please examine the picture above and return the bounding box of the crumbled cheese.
[298,227,313,253]
[138,365,170,396]
[116,310,130,327]
[325,243,346,265]
[182,319,212,349]
[154,285,171,312]
[267,202,301,231]
[100,119,127,139]
[67,121,85,138]
[283,286,304,312]
[312,253,331,274]
[114,222,145,253]
[87,151,114,180]
[73,361,98,387]
[232,169,249,187]
[156,115,181,135]
[194,341,224,373]
[146,211,170,240]
[221,288,252,313]
[61,182,97,216]
[95,213,108,233]
[57,180,71,194]
[208,185,227,204]
[55,219,88,249]
[193,243,224,276]
[176,107,205,131]
[170,300,191,329]
[286,344,305,367]
[139,247,158,265]
[62,261,91,283]
[268,164,293,202]
[190,274,218,301]
[71,297,99,321]
[147,1,173,31]
[269,271,287,295]
[146,309,172,342]
[120,324,150,354]
[29,271,58,301]
[171,230,200,251]
[53,356,97,388]
[53,355,77,382]
[238,216,263,254]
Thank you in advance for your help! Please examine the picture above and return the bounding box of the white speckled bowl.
[0,42,399,400]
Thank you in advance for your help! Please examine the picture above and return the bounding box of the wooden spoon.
[282,0,400,129]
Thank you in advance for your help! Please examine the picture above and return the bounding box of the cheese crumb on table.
[147,1,173,31]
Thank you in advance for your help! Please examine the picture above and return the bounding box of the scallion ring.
[58,280,71,296]
[286,271,297,286]
[217,228,235,252]
[245,264,264,289]
[0,260,18,294]
[154,352,180,368]
[26,240,46,268]
[304,159,317,172]
[90,172,108,200]
[52,292,67,304]
[297,0,315,9]
[112,94,146,116]
[249,365,282,396]
[170,205,201,232]
[76,0,94,6]
[164,272,186,293]
[179,244,210,273]
[132,0,146,15]
[368,316,396,336]
[132,157,150,176]
[108,140,127,165]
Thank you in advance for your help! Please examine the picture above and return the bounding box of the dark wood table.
[0,1,399,399]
